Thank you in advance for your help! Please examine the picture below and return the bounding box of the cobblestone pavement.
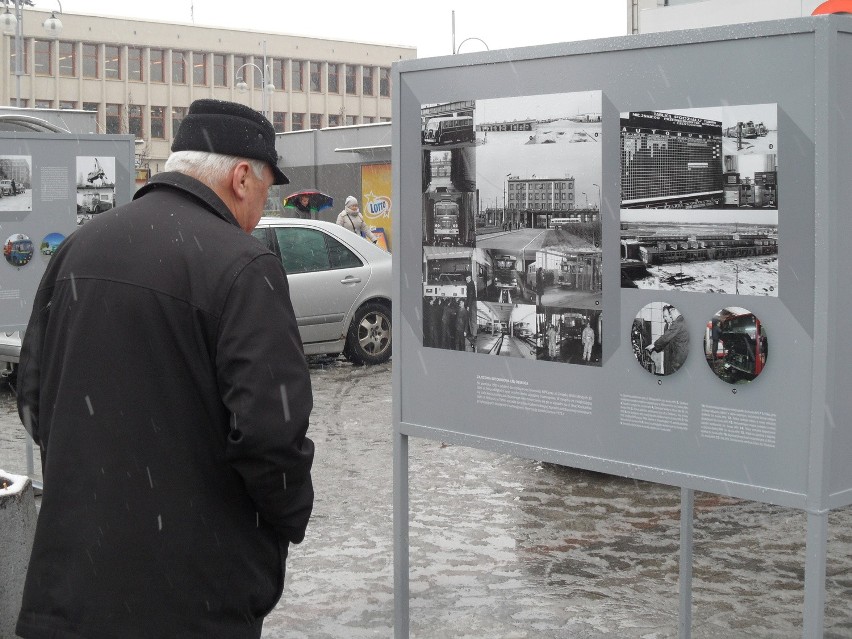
[2,360,850,638]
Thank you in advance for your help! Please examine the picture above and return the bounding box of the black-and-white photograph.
[620,209,778,296]
[536,307,601,366]
[704,306,768,385]
[475,302,537,359]
[474,91,602,234]
[530,244,601,310]
[76,156,116,225]
[621,103,778,211]
[473,248,531,304]
[422,246,477,351]
[631,302,689,376]
[0,155,33,212]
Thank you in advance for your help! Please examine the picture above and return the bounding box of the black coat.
[16,172,314,639]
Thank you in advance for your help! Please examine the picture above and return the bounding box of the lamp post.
[2,0,62,108]
[592,183,601,210]
[235,39,274,122]
[451,10,489,54]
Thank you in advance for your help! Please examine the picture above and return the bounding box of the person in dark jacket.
[15,99,315,639]
[646,304,689,375]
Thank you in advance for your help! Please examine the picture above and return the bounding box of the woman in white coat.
[336,196,376,242]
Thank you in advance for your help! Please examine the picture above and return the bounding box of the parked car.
[0,218,392,380]
[252,217,392,365]
[0,179,12,196]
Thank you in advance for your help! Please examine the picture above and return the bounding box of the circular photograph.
[631,302,689,376]
[40,232,65,258]
[4,233,34,267]
[704,307,768,384]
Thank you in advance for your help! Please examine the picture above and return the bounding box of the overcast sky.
[50,0,628,59]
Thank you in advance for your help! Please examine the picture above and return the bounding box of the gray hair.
[164,150,266,186]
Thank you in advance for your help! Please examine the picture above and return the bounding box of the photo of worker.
[76,156,116,225]
[422,296,476,353]
[631,302,689,376]
[474,302,537,359]
[4,232,34,268]
[0,155,33,212]
[704,306,768,384]
[535,308,602,366]
[39,232,66,258]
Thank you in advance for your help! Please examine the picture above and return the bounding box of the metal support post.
[679,488,694,639]
[393,431,410,638]
[802,510,828,638]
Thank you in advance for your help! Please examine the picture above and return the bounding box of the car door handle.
[340,275,362,285]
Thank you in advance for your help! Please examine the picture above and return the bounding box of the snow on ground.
[630,255,778,297]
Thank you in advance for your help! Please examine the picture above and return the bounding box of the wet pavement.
[1,359,850,638]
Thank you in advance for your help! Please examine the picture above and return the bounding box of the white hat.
[345,196,358,208]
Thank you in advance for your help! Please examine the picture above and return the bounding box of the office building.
[1,7,415,174]
[629,0,824,34]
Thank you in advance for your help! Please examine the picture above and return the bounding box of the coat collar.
[134,171,241,229]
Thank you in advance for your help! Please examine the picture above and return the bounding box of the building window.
[83,102,99,129]
[104,45,120,79]
[150,106,166,139]
[345,115,358,126]
[59,100,76,109]
[310,113,323,129]
[34,40,51,75]
[128,47,143,81]
[233,54,246,84]
[362,66,374,96]
[327,63,339,93]
[273,111,287,133]
[149,49,164,82]
[82,43,97,78]
[363,116,375,124]
[192,52,206,85]
[34,99,52,109]
[272,59,285,91]
[9,39,28,73]
[105,103,122,134]
[171,106,187,136]
[213,54,226,87]
[380,67,390,97]
[172,51,186,84]
[128,105,143,138]
[328,114,340,127]
[58,41,75,77]
[291,112,304,131]
[380,117,391,123]
[345,65,357,95]
[291,60,304,91]
[310,61,322,92]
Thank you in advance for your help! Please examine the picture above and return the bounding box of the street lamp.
[2,0,62,108]
[235,39,274,122]
[592,183,601,210]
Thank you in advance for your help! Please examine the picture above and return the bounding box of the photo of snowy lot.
[621,210,778,296]
[0,155,33,212]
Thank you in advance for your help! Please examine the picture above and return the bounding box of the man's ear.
[231,162,251,199]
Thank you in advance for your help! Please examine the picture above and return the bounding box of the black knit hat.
[171,99,289,185]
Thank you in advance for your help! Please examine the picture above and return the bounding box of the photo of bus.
[433,200,460,246]
[422,116,475,146]
[705,307,767,383]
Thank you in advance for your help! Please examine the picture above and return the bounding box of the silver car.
[252,217,392,365]
[0,218,392,379]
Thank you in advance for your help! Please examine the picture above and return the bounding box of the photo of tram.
[705,307,768,384]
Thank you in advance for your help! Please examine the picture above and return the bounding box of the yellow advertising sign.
[361,163,392,251]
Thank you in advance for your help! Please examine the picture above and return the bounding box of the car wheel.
[345,302,391,365]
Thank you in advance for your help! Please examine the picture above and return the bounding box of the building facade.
[628,0,823,34]
[1,8,415,174]
[507,177,576,213]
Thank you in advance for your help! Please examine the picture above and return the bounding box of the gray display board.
[0,133,135,330]
[393,18,852,512]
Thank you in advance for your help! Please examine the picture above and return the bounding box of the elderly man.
[16,99,314,639]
